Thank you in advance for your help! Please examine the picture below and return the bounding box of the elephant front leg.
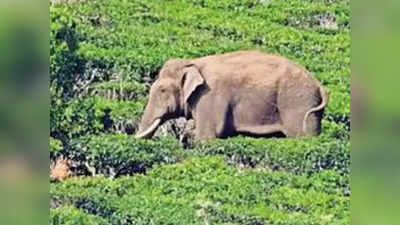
[194,106,223,141]
[193,96,231,141]
[194,119,217,141]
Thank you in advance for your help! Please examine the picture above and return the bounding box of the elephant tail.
[302,86,329,134]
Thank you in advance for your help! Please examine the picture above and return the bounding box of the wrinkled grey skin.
[136,50,328,141]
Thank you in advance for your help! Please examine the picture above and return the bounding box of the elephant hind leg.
[280,107,323,137]
[236,123,288,137]
[302,108,324,136]
[277,78,323,137]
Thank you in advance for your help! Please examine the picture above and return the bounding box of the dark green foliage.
[51,97,104,142]
[51,157,349,225]
[195,136,350,175]
[50,206,108,225]
[56,130,349,178]
[68,134,184,176]
[91,97,145,128]
[88,81,148,101]
[50,0,350,224]
[50,137,63,160]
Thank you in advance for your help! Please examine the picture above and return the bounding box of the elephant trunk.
[135,104,162,139]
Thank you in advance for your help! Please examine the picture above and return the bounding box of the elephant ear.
[181,65,204,103]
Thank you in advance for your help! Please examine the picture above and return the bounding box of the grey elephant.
[135,50,328,141]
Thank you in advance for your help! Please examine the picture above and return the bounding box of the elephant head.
[135,59,204,138]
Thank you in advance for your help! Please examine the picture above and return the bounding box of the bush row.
[51,157,349,225]
[91,96,145,133]
[50,205,108,225]
[50,0,349,111]
[66,134,183,176]
[195,136,350,176]
[55,132,349,181]
[88,81,148,101]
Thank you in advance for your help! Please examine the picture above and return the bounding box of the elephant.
[135,50,328,141]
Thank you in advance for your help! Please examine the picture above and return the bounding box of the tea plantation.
[50,0,350,224]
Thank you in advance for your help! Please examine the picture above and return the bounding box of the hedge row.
[51,157,349,225]
[57,132,349,182]
[196,136,349,176]
[66,134,184,176]
[91,96,145,128]
[50,205,108,225]
[88,81,148,101]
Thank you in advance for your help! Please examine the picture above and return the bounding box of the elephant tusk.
[135,118,161,139]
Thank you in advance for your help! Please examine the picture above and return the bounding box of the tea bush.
[60,133,349,178]
[50,137,63,160]
[91,97,145,126]
[68,134,184,176]
[51,205,108,225]
[195,136,350,175]
[51,157,349,225]
[51,97,105,142]
[88,81,148,101]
